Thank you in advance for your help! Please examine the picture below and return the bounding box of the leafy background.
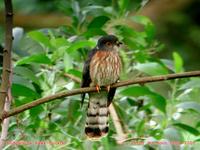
[0,0,200,149]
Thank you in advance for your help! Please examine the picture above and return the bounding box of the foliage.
[1,0,200,150]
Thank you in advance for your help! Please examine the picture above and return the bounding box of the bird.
[81,35,122,139]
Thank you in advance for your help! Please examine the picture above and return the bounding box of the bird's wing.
[81,48,98,105]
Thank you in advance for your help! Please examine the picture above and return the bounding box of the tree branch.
[1,71,200,121]
[0,0,13,149]
[0,0,13,114]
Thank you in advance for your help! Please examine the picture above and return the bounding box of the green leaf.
[145,23,155,42]
[28,31,50,48]
[173,52,183,73]
[82,5,111,16]
[16,53,52,65]
[87,16,110,29]
[82,28,107,38]
[176,102,200,113]
[132,15,155,42]
[132,15,153,26]
[67,69,82,78]
[135,62,168,75]
[51,46,66,62]
[64,53,73,72]
[15,97,34,106]
[164,127,183,142]
[67,40,96,53]
[196,122,200,128]
[115,25,147,48]
[179,78,200,90]
[13,74,36,91]
[118,0,130,14]
[173,123,200,136]
[50,37,69,48]
[134,51,149,62]
[12,84,39,98]
[29,105,44,119]
[120,86,166,113]
[14,66,40,85]
[195,138,200,142]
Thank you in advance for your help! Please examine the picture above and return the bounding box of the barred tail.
[85,92,109,139]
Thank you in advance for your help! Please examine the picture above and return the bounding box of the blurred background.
[0,0,200,70]
[0,0,200,150]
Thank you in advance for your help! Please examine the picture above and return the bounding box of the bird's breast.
[90,50,121,86]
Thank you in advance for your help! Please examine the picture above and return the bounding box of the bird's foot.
[95,85,101,93]
[106,85,110,92]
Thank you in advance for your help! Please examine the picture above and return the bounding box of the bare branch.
[0,0,13,149]
[109,104,127,144]
[1,71,200,121]
[63,73,81,83]
[0,0,13,114]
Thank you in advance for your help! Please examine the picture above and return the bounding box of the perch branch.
[1,71,200,121]
[0,0,13,149]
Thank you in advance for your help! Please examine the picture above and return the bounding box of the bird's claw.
[96,85,101,93]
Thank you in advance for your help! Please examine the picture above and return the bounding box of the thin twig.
[1,71,200,121]
[63,73,81,83]
[0,0,13,149]
[109,104,127,144]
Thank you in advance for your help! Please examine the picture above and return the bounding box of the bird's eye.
[106,42,111,46]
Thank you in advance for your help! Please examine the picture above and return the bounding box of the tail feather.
[85,92,109,139]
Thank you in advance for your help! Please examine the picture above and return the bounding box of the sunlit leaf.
[28,31,51,48]
[64,53,73,72]
[16,53,52,65]
[118,0,130,14]
[176,102,200,113]
[173,52,183,73]
[132,15,153,26]
[50,37,69,48]
[52,47,66,62]
[67,40,96,53]
[67,69,82,78]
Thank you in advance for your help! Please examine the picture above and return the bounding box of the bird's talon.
[96,85,100,93]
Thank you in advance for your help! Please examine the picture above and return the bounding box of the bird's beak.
[116,41,122,47]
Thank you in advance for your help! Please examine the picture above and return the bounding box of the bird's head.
[97,35,122,51]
